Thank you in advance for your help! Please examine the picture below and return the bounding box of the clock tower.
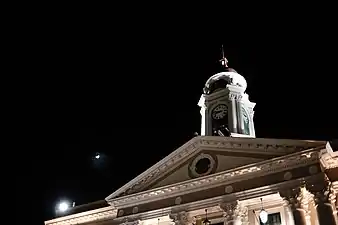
[198,51,256,138]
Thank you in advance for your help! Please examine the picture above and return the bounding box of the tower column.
[198,95,207,136]
[230,94,237,133]
[236,97,244,134]
[200,107,206,136]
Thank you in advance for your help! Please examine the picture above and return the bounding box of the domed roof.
[203,48,247,94]
[203,69,247,94]
[223,67,238,73]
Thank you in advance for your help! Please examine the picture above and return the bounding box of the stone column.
[238,203,249,225]
[329,181,338,217]
[297,187,314,225]
[281,188,307,225]
[220,201,241,225]
[169,211,194,225]
[283,200,295,225]
[310,181,338,225]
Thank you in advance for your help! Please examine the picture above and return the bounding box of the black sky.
[16,15,338,225]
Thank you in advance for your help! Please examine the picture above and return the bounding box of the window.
[260,212,281,225]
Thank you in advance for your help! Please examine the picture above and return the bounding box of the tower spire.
[219,45,228,68]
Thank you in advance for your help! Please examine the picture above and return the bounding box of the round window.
[189,153,217,178]
[195,158,211,174]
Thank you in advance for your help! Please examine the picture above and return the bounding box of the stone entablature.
[116,166,321,218]
[320,142,338,170]
[45,174,335,225]
[106,136,325,201]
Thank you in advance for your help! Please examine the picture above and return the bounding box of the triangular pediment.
[105,136,325,202]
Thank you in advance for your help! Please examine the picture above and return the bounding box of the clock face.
[212,104,228,120]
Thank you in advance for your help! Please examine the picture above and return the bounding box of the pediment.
[105,136,325,202]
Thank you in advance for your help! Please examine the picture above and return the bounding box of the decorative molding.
[238,204,249,225]
[225,185,234,194]
[44,206,117,225]
[220,201,249,225]
[110,175,323,225]
[48,175,325,225]
[282,194,300,211]
[320,148,338,170]
[133,207,139,214]
[122,219,142,225]
[169,211,194,225]
[283,171,293,181]
[108,149,321,208]
[199,139,311,154]
[229,92,242,101]
[204,89,231,103]
[106,137,325,202]
[175,197,182,205]
[220,201,239,224]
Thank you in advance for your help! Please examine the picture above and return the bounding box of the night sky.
[17,18,337,225]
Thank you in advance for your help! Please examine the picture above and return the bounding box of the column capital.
[122,219,142,225]
[169,211,194,225]
[238,204,249,225]
[305,180,333,207]
[281,186,315,224]
[219,201,241,225]
[280,188,301,210]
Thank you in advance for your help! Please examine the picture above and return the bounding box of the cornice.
[320,143,338,170]
[106,137,325,201]
[44,206,117,225]
[204,89,231,103]
[198,138,314,155]
[110,148,322,208]
[320,153,338,169]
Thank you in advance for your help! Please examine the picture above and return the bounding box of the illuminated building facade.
[45,57,338,225]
